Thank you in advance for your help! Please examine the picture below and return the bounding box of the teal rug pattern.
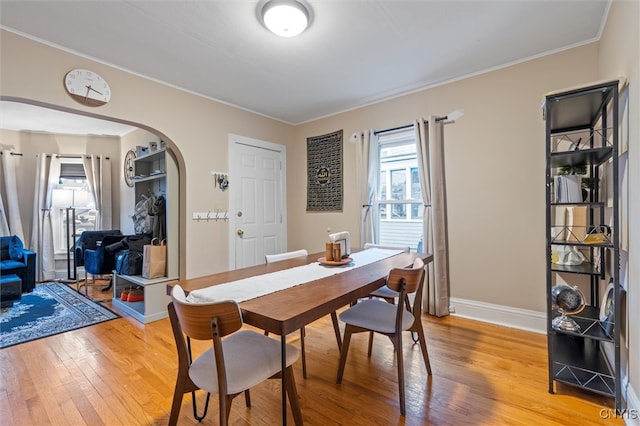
[0,282,119,349]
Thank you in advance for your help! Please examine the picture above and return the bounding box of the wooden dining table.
[168,249,433,425]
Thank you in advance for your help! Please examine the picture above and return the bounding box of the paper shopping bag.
[142,238,166,279]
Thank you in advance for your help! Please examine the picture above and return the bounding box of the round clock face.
[64,69,111,107]
[124,150,136,187]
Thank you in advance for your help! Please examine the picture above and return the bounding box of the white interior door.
[229,135,286,269]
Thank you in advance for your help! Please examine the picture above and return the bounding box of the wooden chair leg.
[336,326,353,384]
[331,311,342,351]
[219,394,233,426]
[413,324,432,375]
[168,372,189,426]
[168,303,205,425]
[300,327,307,379]
[244,389,251,407]
[393,333,406,416]
[284,366,304,425]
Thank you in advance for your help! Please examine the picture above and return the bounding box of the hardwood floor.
[0,283,621,425]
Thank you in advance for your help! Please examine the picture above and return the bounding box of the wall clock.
[64,68,111,107]
[124,149,136,187]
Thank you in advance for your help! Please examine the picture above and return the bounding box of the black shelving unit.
[543,80,625,412]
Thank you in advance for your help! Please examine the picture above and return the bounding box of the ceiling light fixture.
[260,0,311,37]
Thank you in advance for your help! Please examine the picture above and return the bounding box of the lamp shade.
[261,0,309,37]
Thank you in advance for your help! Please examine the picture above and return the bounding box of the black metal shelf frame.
[544,80,623,412]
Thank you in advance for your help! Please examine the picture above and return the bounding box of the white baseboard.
[625,383,640,426]
[449,297,546,334]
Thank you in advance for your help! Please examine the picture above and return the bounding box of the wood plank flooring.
[0,283,621,425]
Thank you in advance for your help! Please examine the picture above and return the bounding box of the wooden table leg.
[282,335,287,426]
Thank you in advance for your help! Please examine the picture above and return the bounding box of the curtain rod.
[0,151,23,156]
[373,110,464,136]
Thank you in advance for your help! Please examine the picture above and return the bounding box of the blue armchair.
[75,230,123,294]
[0,235,36,293]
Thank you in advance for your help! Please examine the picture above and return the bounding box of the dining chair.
[265,249,342,379]
[363,243,411,302]
[168,284,303,426]
[336,257,432,416]
[361,243,414,354]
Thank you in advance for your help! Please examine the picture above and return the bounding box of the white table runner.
[186,248,402,304]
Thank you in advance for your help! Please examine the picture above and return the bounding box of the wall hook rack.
[192,210,229,222]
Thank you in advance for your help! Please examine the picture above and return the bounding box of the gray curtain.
[31,153,60,282]
[415,117,450,317]
[355,130,379,247]
[83,155,112,229]
[0,150,24,240]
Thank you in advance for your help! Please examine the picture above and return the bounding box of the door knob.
[237,229,244,237]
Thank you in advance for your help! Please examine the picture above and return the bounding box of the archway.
[0,97,186,280]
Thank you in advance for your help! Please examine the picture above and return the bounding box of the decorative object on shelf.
[307,130,343,212]
[64,68,111,107]
[124,149,136,187]
[552,206,588,243]
[554,175,582,203]
[149,141,158,152]
[551,284,586,332]
[600,279,615,337]
[136,145,149,157]
[554,245,585,265]
[558,164,599,201]
[584,225,611,244]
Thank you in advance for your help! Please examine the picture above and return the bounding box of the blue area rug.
[0,282,119,349]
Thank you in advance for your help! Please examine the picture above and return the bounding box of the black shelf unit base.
[550,333,615,397]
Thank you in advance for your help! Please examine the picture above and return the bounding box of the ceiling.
[0,0,610,134]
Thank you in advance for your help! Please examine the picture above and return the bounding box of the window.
[50,160,97,255]
[374,128,423,251]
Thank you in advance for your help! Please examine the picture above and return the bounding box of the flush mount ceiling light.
[260,0,311,37]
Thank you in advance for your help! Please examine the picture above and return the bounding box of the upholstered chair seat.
[189,330,299,395]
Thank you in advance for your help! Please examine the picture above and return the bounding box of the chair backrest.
[264,249,308,264]
[386,258,426,328]
[171,284,243,340]
[386,258,425,295]
[364,243,410,253]
[75,230,122,265]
